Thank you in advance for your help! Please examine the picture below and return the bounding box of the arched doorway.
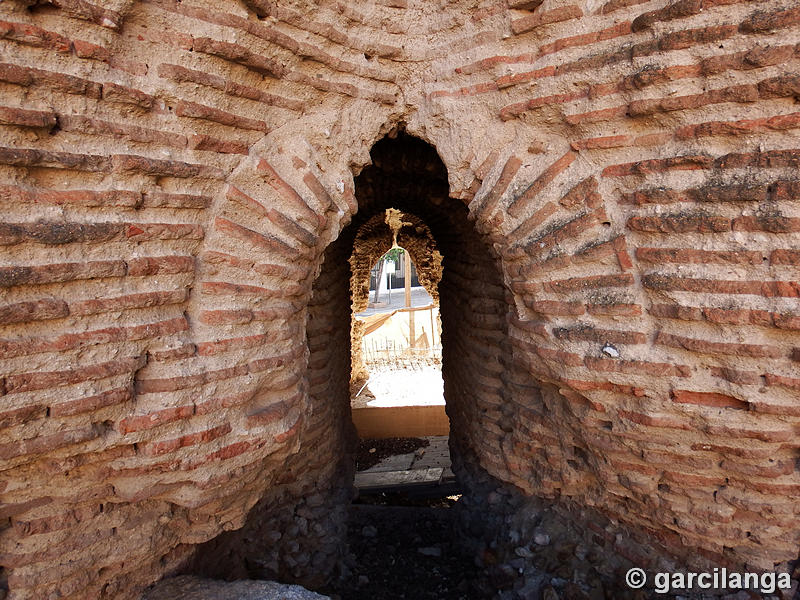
[190,131,520,593]
[319,131,518,597]
[346,132,512,490]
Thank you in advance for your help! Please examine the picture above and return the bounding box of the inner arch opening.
[344,133,511,479]
[350,210,444,418]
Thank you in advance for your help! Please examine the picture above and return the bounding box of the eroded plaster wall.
[0,0,799,597]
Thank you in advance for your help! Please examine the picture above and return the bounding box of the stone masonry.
[0,0,799,598]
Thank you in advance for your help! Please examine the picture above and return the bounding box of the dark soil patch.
[356,437,430,471]
[355,490,459,508]
[323,503,488,600]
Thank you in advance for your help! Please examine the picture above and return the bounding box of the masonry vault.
[0,0,799,598]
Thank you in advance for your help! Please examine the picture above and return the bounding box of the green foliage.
[382,247,405,262]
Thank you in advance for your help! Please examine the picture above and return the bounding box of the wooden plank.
[354,467,444,491]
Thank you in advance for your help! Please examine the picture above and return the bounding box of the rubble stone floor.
[145,436,796,599]
[319,435,485,599]
[323,502,484,600]
[321,436,481,599]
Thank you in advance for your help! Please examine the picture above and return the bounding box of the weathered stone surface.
[142,575,330,600]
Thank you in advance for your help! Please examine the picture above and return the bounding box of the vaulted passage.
[346,132,516,486]
[190,132,525,593]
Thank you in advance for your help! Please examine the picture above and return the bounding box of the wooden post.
[404,250,411,308]
[373,260,384,304]
[405,250,415,349]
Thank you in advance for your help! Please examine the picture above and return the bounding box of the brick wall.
[0,0,798,597]
[191,234,356,589]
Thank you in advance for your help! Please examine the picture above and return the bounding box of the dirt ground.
[355,437,430,471]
